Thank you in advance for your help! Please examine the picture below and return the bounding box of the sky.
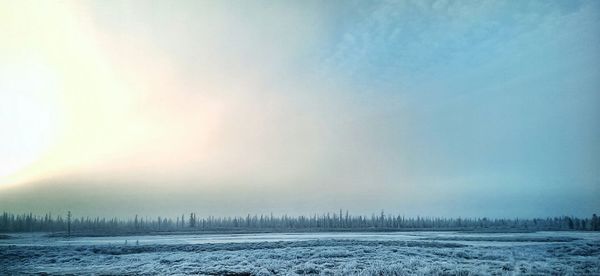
[0,0,599,218]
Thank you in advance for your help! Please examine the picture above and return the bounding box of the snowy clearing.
[1,231,599,275]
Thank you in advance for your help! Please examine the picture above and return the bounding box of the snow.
[1,231,599,275]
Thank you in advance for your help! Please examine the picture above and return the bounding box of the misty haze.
[1,0,599,275]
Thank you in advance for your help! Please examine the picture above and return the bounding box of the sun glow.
[0,1,149,186]
[0,1,94,186]
[0,1,229,187]
[0,59,62,182]
[1,0,326,190]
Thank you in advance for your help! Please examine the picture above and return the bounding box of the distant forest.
[1,211,599,234]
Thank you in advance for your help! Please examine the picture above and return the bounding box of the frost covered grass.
[420,236,580,242]
[1,232,599,275]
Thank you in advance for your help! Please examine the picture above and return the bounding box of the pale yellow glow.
[0,1,71,186]
[0,1,200,185]
[0,1,285,187]
[0,59,62,181]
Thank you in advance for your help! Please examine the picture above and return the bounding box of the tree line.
[1,211,599,234]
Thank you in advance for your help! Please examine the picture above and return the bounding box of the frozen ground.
[1,231,599,275]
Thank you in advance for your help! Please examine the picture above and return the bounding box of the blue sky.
[313,0,600,215]
[0,0,598,218]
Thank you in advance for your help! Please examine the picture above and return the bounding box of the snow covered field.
[1,231,599,275]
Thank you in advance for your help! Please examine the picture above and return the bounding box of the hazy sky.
[1,0,599,218]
